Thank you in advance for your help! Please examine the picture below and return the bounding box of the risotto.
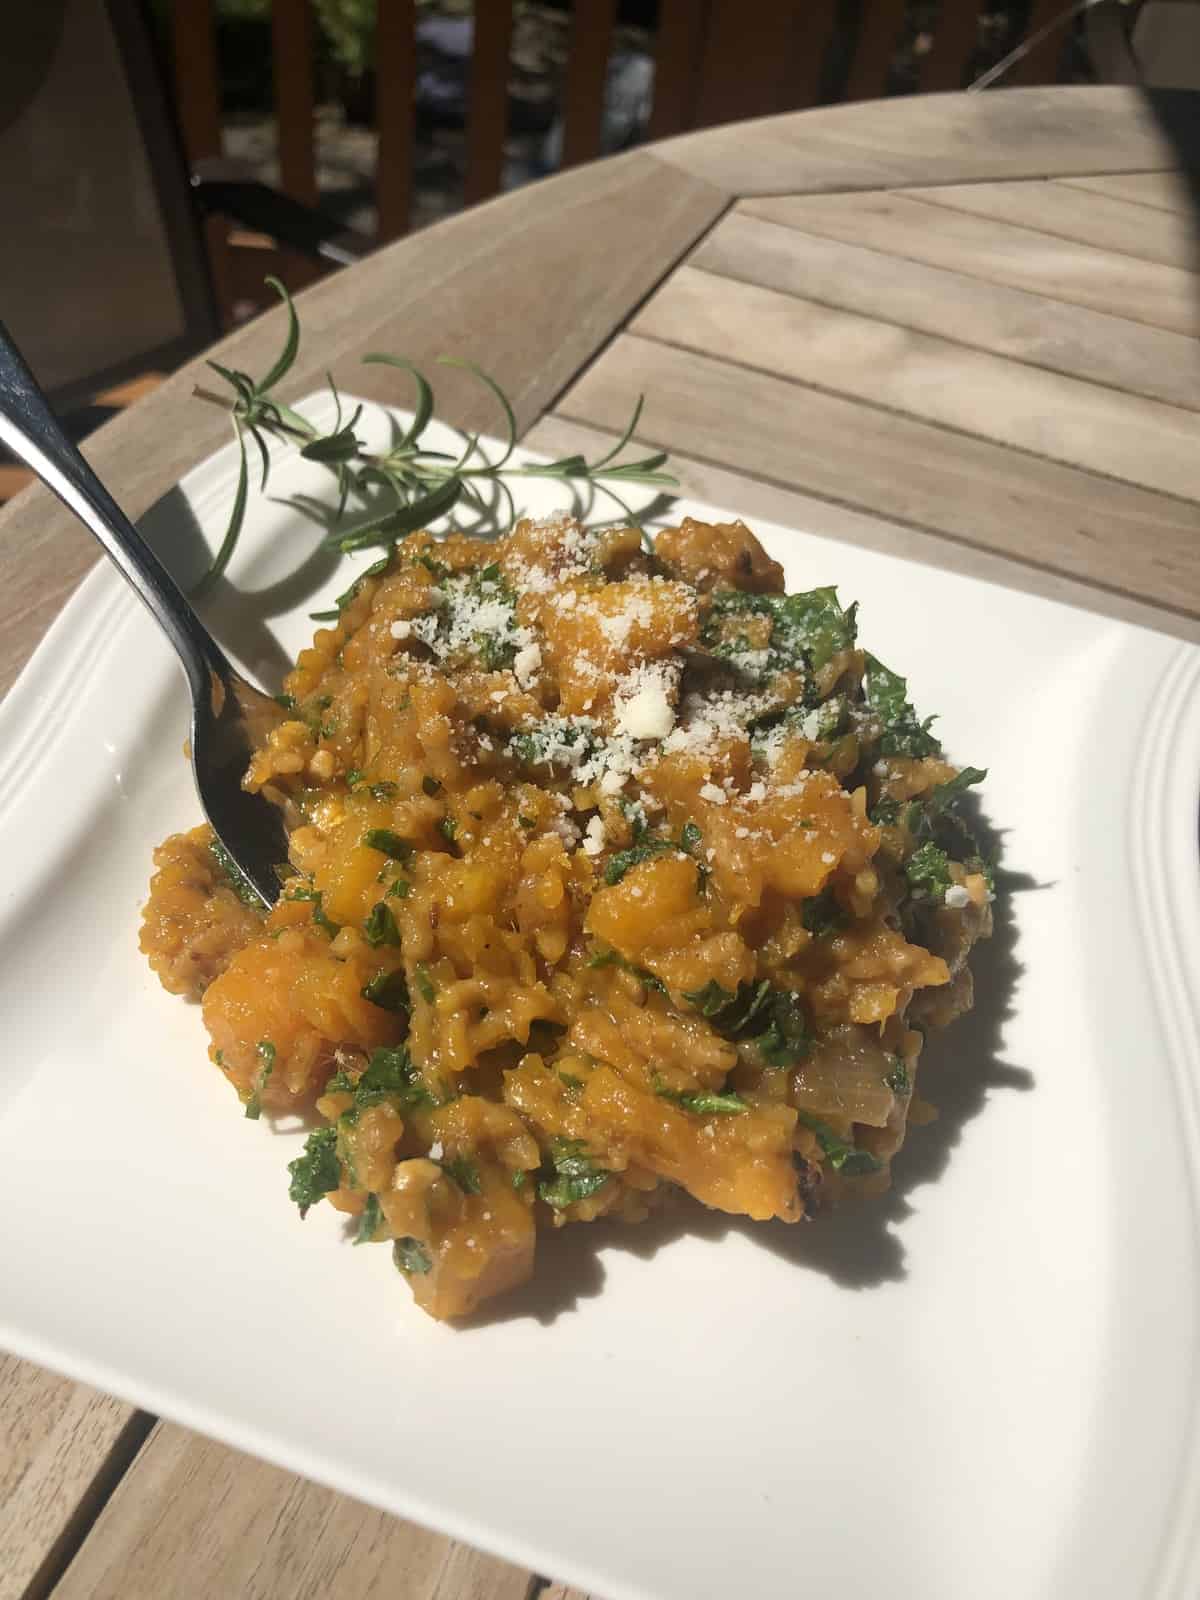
[141,514,992,1320]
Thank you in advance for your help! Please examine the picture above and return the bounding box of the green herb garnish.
[413,963,436,1004]
[438,816,458,843]
[287,1126,341,1216]
[422,775,442,796]
[363,901,401,947]
[801,888,846,938]
[244,1038,276,1120]
[362,828,414,863]
[193,278,675,591]
[864,654,941,758]
[361,968,410,1012]
[537,1138,612,1210]
[209,838,261,907]
[796,1112,882,1176]
[683,979,809,1067]
[354,1192,382,1245]
[284,883,340,936]
[905,842,953,901]
[700,586,857,681]
[393,1237,432,1275]
[442,1155,482,1195]
[654,1079,748,1115]
[885,1058,910,1094]
[587,944,668,995]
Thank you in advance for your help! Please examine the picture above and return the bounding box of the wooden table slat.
[528,412,1200,644]
[48,1424,533,1600]
[559,331,1200,619]
[697,209,1200,414]
[905,176,1200,269]
[634,262,1200,499]
[740,189,1200,335]
[647,85,1200,195]
[1055,170,1199,213]
[0,1358,143,1600]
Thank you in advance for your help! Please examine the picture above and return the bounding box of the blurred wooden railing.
[168,0,1077,315]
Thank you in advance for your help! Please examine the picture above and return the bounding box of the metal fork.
[0,321,287,907]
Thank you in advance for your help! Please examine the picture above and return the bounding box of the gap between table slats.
[738,190,1200,336]
[632,263,1200,501]
[527,413,1200,646]
[905,178,1200,271]
[691,209,1200,414]
[43,1423,541,1600]
[556,332,1200,621]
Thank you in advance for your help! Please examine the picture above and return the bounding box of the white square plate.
[3,396,1199,1600]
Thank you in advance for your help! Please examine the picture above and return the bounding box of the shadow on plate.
[466,849,1041,1330]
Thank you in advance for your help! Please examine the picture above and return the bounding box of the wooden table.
[3,85,1200,1600]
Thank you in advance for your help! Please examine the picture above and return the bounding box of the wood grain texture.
[1056,171,1199,212]
[646,85,1200,195]
[560,0,617,168]
[696,209,1200,412]
[558,333,1200,618]
[0,151,725,699]
[740,189,1200,334]
[527,413,1200,643]
[0,1357,142,1600]
[375,0,417,241]
[49,1424,533,1600]
[907,176,1200,269]
[634,263,1200,499]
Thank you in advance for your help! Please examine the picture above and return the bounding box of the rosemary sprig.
[192,278,677,592]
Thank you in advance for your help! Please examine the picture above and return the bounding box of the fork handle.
[0,319,231,706]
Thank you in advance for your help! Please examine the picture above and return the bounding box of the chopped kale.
[602,836,676,885]
[274,693,297,711]
[287,1126,341,1216]
[587,944,668,995]
[926,767,987,816]
[518,813,537,829]
[683,979,809,1067]
[345,767,365,789]
[700,586,857,681]
[422,775,442,796]
[393,1236,432,1275]
[654,1079,748,1115]
[511,1168,528,1190]
[284,883,340,937]
[509,719,601,770]
[537,1138,613,1209]
[369,781,399,801]
[796,1111,883,1176]
[209,838,261,907]
[905,841,953,901]
[863,654,942,758]
[885,1058,910,1095]
[801,888,846,938]
[361,968,410,1012]
[363,901,401,947]
[438,816,458,843]
[413,963,436,1004]
[244,1038,276,1120]
[386,877,411,899]
[359,1044,432,1107]
[362,828,414,863]
[354,1192,382,1245]
[442,1155,482,1195]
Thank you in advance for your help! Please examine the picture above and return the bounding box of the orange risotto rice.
[141,514,991,1320]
